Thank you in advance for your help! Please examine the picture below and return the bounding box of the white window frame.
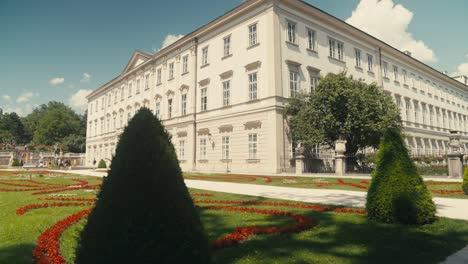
[156,68,162,85]
[329,38,344,61]
[307,28,316,50]
[355,48,361,68]
[223,80,231,106]
[248,133,258,159]
[201,46,209,66]
[289,70,299,97]
[248,23,258,47]
[222,136,230,160]
[155,102,160,119]
[383,61,388,78]
[393,65,399,81]
[181,94,187,115]
[179,140,185,160]
[145,74,149,89]
[168,62,174,80]
[287,20,297,43]
[199,138,207,160]
[367,54,373,72]
[167,98,173,119]
[200,88,207,112]
[248,72,258,101]
[223,35,231,57]
[136,79,140,93]
[182,55,188,74]
[309,71,320,93]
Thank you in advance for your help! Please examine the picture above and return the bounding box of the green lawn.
[1,171,468,264]
[184,173,467,199]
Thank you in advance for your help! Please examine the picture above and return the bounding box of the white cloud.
[452,62,468,77]
[3,104,33,117]
[16,92,34,103]
[159,34,184,51]
[80,73,91,83]
[69,89,92,112]
[49,77,65,85]
[465,54,468,59]
[346,0,437,63]
[2,95,11,102]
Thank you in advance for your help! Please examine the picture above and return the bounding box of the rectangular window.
[202,47,208,66]
[307,29,316,50]
[121,87,124,100]
[393,65,399,81]
[329,38,344,60]
[200,138,207,159]
[127,112,131,123]
[181,94,187,115]
[422,103,427,124]
[248,23,257,47]
[248,72,258,101]
[287,21,296,43]
[355,48,361,67]
[128,83,132,97]
[367,54,373,72]
[223,80,230,106]
[248,133,257,159]
[168,62,174,79]
[157,68,162,85]
[155,102,160,119]
[136,79,140,93]
[383,61,388,78]
[179,140,185,160]
[222,136,230,160]
[405,99,411,121]
[414,101,419,123]
[119,113,123,128]
[182,55,188,74]
[96,101,99,112]
[108,94,111,106]
[201,88,207,112]
[143,75,148,90]
[168,99,172,119]
[114,90,118,103]
[289,70,299,97]
[223,35,231,57]
[310,71,320,93]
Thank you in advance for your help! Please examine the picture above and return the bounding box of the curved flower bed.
[16,202,93,215]
[430,189,465,195]
[32,184,101,195]
[32,208,92,264]
[39,197,97,202]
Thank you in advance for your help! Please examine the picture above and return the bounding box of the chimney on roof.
[403,50,412,57]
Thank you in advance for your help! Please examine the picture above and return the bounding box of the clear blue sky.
[1,0,467,116]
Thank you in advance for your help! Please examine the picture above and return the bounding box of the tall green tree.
[76,108,211,263]
[285,72,402,155]
[32,106,81,145]
[0,112,27,144]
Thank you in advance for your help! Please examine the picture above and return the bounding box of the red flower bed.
[193,199,366,215]
[197,205,314,249]
[39,197,97,202]
[430,189,464,195]
[16,202,93,215]
[425,181,461,186]
[337,179,368,190]
[0,186,64,193]
[0,181,42,188]
[191,193,213,197]
[32,208,92,264]
[19,179,67,186]
[32,184,101,195]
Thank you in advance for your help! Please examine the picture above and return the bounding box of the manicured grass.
[1,171,468,264]
[184,173,467,199]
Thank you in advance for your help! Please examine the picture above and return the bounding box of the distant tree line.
[0,101,87,153]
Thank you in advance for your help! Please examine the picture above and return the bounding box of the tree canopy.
[285,72,402,154]
[0,112,27,144]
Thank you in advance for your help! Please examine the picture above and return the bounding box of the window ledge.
[247,43,260,50]
[156,83,162,86]
[328,56,345,64]
[355,66,363,71]
[179,160,186,163]
[394,80,400,85]
[367,71,375,75]
[247,99,259,104]
[144,87,150,91]
[285,41,299,47]
[200,63,210,69]
[221,54,233,60]
[383,77,390,81]
[246,159,260,163]
[220,159,232,163]
[198,159,208,163]
[403,84,409,88]
[181,71,189,76]
[167,77,174,81]
[306,48,318,54]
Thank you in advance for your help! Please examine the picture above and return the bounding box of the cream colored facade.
[86,0,468,173]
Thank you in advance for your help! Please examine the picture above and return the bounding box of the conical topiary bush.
[366,129,436,225]
[76,108,211,263]
[463,166,468,195]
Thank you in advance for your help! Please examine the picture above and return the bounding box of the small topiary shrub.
[76,108,211,263]
[366,129,436,225]
[463,166,468,195]
[11,158,20,167]
[97,159,106,169]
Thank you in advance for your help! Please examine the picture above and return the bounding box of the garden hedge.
[366,129,436,225]
[97,159,106,168]
[463,165,468,195]
[76,107,211,263]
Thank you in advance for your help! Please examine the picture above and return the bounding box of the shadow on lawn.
[203,196,468,264]
[0,243,35,264]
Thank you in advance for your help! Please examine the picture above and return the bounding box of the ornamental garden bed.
[1,171,468,264]
[184,173,467,199]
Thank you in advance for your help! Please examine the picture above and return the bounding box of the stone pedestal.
[335,139,347,177]
[448,131,463,178]
[295,155,305,175]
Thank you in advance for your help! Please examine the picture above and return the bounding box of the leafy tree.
[32,105,81,145]
[366,129,436,225]
[11,158,20,167]
[0,112,27,144]
[285,72,401,155]
[0,130,14,145]
[61,134,86,153]
[76,108,211,263]
[97,159,107,169]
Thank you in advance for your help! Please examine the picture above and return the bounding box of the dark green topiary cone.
[366,129,436,225]
[463,166,468,195]
[76,108,211,263]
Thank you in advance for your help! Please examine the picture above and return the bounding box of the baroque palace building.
[86,0,468,173]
